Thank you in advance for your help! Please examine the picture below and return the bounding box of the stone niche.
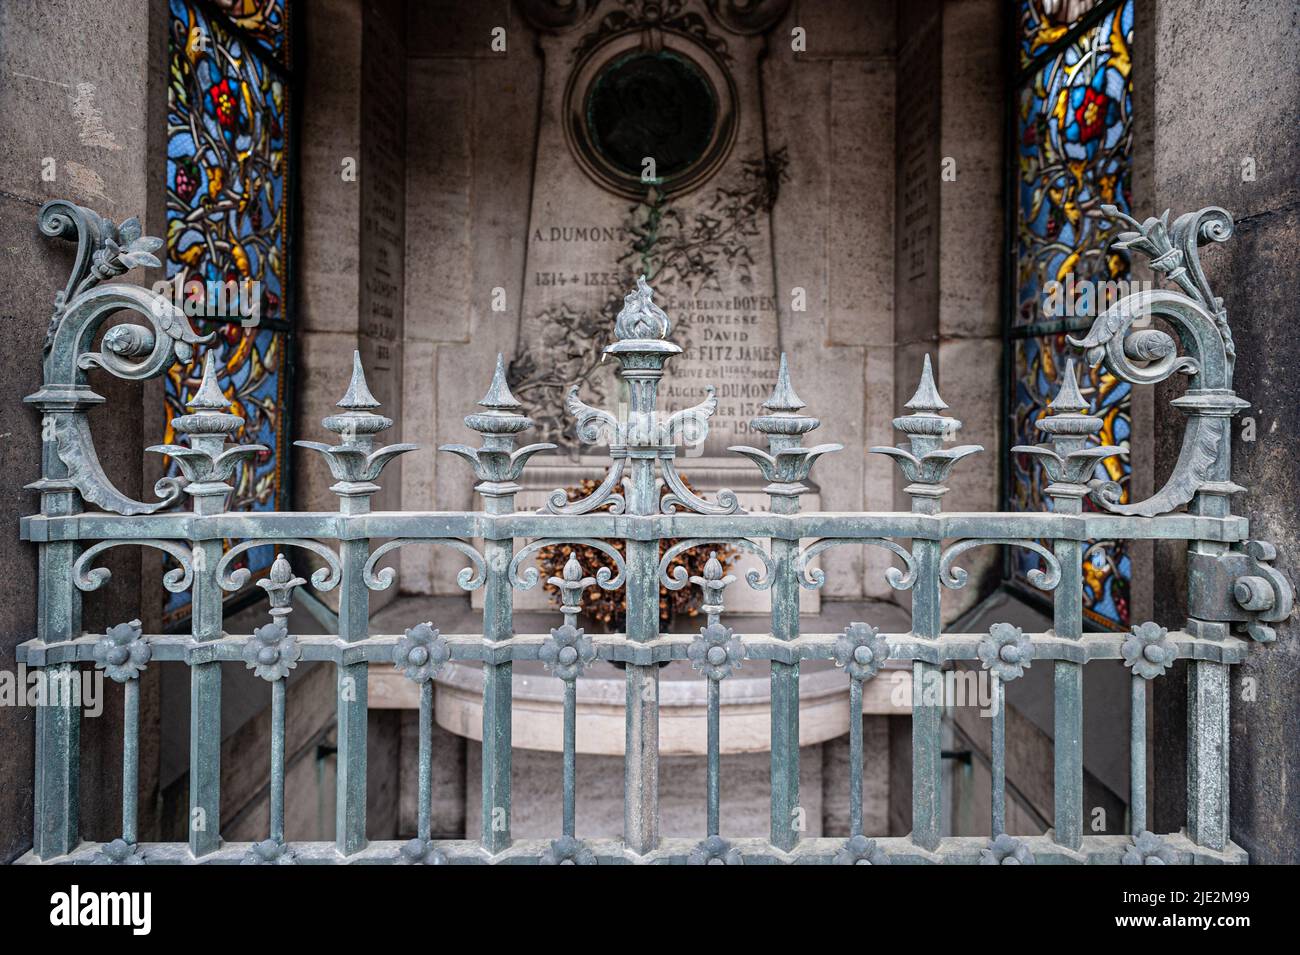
[501,0,814,616]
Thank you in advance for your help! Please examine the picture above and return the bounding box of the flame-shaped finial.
[613,274,671,341]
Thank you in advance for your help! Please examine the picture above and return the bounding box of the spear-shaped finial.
[440,353,554,494]
[871,354,982,509]
[478,353,524,410]
[189,351,231,411]
[1012,359,1124,498]
[730,353,840,499]
[904,354,949,414]
[295,351,416,500]
[337,351,381,410]
[763,353,806,413]
[323,351,392,439]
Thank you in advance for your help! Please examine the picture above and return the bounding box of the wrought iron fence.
[16,199,1293,864]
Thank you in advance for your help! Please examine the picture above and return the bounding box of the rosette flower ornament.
[977,622,1034,682]
[540,624,597,682]
[242,839,296,865]
[394,622,452,684]
[540,835,597,865]
[833,622,890,682]
[243,621,301,682]
[870,355,981,508]
[687,835,744,865]
[688,622,745,682]
[91,838,146,865]
[242,553,306,681]
[399,838,448,865]
[1121,621,1177,679]
[1122,830,1177,865]
[832,835,890,865]
[294,352,417,499]
[979,833,1036,865]
[93,619,150,683]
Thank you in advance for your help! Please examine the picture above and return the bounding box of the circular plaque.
[564,31,737,199]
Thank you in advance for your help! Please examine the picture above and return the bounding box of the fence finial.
[148,352,267,499]
[1011,359,1125,500]
[870,354,982,509]
[730,352,840,498]
[295,350,416,499]
[613,274,671,341]
[440,353,554,494]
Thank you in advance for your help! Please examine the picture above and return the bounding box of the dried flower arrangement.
[535,474,740,629]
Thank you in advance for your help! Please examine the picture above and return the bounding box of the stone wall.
[1148,0,1300,863]
[0,0,169,861]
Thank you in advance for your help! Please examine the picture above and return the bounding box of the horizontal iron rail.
[20,510,1250,543]
[13,833,1250,866]
[18,631,1252,667]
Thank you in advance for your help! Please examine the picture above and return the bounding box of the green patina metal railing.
[16,199,1293,864]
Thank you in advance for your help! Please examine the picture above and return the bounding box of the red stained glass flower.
[209,78,240,130]
[1073,87,1110,143]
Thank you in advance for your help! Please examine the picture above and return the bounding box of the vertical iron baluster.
[990,674,1005,836]
[872,355,981,851]
[439,355,553,854]
[848,677,863,836]
[393,621,451,863]
[686,553,736,838]
[604,284,680,855]
[296,353,416,855]
[537,555,598,864]
[418,679,433,841]
[91,619,150,862]
[832,622,890,846]
[541,554,598,841]
[735,355,840,852]
[976,623,1033,861]
[29,473,82,859]
[1013,360,1124,851]
[1130,673,1145,833]
[685,553,742,861]
[154,353,267,857]
[1120,620,1177,844]
[242,553,306,857]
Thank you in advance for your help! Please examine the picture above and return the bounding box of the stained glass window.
[165,0,294,626]
[1006,0,1134,629]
